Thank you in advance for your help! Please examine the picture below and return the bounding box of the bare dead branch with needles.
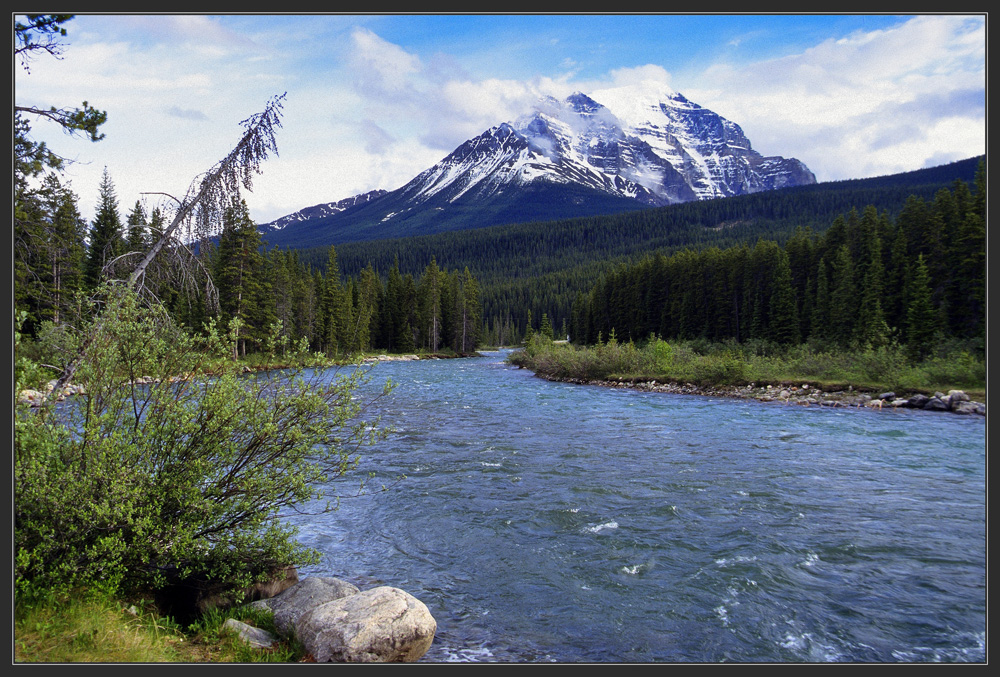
[47,93,287,400]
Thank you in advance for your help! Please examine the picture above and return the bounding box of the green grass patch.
[510,335,985,400]
[14,590,307,663]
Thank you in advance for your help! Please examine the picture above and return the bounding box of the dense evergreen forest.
[14,166,483,358]
[284,156,983,345]
[15,148,984,358]
[571,164,986,361]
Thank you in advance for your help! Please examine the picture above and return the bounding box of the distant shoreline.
[525,370,986,417]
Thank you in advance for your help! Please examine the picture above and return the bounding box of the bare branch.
[47,94,285,399]
[127,92,285,289]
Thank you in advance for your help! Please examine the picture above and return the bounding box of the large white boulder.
[294,585,436,663]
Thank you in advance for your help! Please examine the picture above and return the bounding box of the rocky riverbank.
[533,372,986,416]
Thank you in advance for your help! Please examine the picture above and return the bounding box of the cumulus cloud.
[348,27,422,100]
[682,15,985,181]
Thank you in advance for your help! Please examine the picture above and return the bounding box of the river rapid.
[287,350,986,663]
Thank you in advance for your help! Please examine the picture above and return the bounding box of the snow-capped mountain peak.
[260,82,816,246]
[389,84,815,209]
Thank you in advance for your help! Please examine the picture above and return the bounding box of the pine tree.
[810,257,830,343]
[539,312,554,341]
[125,200,148,253]
[417,257,443,352]
[83,167,123,288]
[827,245,856,347]
[905,255,938,362]
[214,198,267,358]
[768,252,800,345]
[44,176,86,326]
[853,234,891,348]
[320,245,350,356]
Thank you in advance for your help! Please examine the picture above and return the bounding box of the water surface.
[288,351,986,663]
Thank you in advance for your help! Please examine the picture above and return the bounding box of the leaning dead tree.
[47,93,287,399]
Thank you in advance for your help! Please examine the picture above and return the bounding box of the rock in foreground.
[295,585,437,663]
[250,577,436,662]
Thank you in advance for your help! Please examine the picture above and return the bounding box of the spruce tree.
[214,198,267,358]
[905,255,938,362]
[83,167,123,288]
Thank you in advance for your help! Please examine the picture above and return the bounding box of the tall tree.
[125,200,149,253]
[418,258,443,352]
[768,252,800,345]
[214,198,267,358]
[904,255,938,362]
[853,233,891,348]
[83,167,124,289]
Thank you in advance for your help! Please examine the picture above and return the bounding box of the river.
[287,350,986,663]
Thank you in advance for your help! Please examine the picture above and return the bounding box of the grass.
[509,335,986,402]
[14,591,309,664]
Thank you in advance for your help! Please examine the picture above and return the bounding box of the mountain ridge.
[261,82,817,248]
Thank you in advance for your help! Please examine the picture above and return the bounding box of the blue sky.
[14,13,986,225]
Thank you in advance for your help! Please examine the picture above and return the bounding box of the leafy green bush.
[15,286,391,602]
[691,349,751,386]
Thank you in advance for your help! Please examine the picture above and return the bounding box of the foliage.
[15,285,392,602]
[509,334,985,395]
[14,15,108,154]
[571,168,985,360]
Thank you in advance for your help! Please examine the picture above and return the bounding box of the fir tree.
[214,198,267,358]
[905,255,938,362]
[83,167,123,288]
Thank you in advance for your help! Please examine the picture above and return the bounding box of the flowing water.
[287,350,986,663]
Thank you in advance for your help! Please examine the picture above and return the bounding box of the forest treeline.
[285,156,983,344]
[568,162,985,361]
[14,165,483,358]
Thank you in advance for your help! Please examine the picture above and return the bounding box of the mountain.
[262,81,816,249]
[259,189,388,234]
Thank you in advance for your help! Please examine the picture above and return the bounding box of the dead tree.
[47,93,287,400]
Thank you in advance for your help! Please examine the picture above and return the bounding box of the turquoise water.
[288,351,986,663]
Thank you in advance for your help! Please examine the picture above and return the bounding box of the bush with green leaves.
[15,285,392,602]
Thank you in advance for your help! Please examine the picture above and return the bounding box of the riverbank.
[529,371,985,416]
[509,337,985,416]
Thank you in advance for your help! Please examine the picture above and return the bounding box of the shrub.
[15,286,391,602]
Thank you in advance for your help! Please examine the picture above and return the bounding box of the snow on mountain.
[388,82,815,211]
[260,189,388,232]
[260,82,815,244]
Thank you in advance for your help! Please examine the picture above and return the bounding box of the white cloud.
[680,15,985,181]
[15,15,985,225]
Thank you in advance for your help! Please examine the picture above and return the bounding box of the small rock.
[923,397,949,411]
[878,392,895,401]
[223,618,277,649]
[17,389,45,406]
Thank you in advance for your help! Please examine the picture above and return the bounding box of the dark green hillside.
[262,181,648,249]
[278,156,982,339]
